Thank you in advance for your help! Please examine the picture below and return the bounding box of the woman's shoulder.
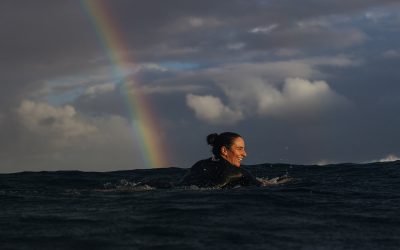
[190,157,215,169]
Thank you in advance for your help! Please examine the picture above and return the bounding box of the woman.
[179,132,262,188]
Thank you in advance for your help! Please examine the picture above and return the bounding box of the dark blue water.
[1,161,400,250]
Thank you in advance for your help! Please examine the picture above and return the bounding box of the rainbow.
[80,0,167,168]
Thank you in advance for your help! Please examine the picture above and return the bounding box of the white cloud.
[365,11,391,23]
[185,56,355,124]
[217,77,347,119]
[8,100,151,172]
[186,94,243,125]
[85,83,116,96]
[17,100,97,145]
[250,24,279,34]
[216,76,282,115]
[277,78,344,114]
[187,74,343,125]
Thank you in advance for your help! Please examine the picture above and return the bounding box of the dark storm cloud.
[0,1,97,63]
[107,0,399,59]
[2,0,399,60]
[1,0,397,70]
[0,1,102,111]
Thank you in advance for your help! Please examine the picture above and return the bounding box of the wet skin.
[221,137,247,167]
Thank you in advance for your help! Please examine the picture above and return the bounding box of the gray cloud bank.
[1,0,400,172]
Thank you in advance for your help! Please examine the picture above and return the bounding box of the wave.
[1,160,399,193]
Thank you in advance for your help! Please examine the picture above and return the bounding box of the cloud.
[209,61,316,83]
[227,43,245,50]
[221,77,348,118]
[276,78,347,115]
[250,24,279,34]
[2,100,151,172]
[167,16,223,32]
[296,18,333,29]
[136,63,169,72]
[207,55,360,83]
[84,83,116,97]
[305,55,362,67]
[182,56,355,124]
[186,94,243,125]
[365,10,392,23]
[241,21,367,52]
[17,100,97,145]
[139,84,203,95]
[382,49,400,58]
[274,48,302,57]
[186,75,348,124]
[30,62,170,97]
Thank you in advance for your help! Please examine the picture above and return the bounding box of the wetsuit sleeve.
[216,166,262,188]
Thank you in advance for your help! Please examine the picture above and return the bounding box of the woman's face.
[221,137,247,167]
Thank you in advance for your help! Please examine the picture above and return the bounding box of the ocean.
[1,161,399,250]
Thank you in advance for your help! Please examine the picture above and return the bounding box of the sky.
[1,0,400,173]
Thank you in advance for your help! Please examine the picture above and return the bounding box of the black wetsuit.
[179,158,261,188]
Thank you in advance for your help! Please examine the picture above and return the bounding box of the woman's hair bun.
[206,133,219,146]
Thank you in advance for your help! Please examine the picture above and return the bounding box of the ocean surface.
[1,161,400,250]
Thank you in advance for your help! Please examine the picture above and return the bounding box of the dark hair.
[207,132,241,159]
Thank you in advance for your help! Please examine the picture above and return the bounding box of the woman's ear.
[221,146,228,156]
